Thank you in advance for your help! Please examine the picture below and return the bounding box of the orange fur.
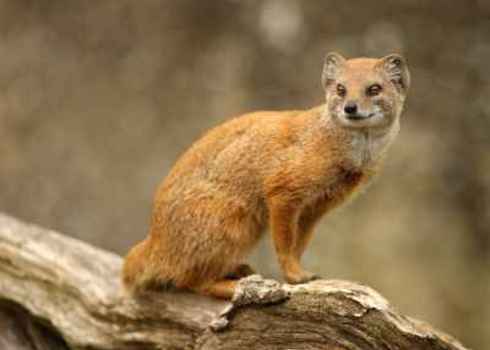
[122,54,410,299]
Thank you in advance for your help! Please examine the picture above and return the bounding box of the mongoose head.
[322,53,410,131]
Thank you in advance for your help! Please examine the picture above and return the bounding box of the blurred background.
[0,1,488,348]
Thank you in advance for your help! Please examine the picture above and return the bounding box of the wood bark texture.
[0,213,469,350]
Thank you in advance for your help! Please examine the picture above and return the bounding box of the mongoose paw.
[225,263,256,279]
[285,270,320,285]
[232,274,289,306]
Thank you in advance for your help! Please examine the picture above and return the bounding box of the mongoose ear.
[379,54,410,93]
[322,52,346,88]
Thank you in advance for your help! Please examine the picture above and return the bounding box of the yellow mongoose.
[122,53,410,299]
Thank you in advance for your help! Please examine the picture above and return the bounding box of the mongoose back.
[122,53,410,299]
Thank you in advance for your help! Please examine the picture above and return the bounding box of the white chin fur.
[338,112,386,128]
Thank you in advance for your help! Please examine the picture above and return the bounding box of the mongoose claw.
[232,274,290,306]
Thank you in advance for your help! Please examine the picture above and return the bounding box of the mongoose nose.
[344,102,358,115]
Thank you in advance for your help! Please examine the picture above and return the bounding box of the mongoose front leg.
[268,198,317,284]
[295,217,317,261]
[295,201,331,260]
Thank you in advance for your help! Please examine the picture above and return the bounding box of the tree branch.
[0,213,468,350]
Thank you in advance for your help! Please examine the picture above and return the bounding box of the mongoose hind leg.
[225,263,256,280]
[192,279,237,300]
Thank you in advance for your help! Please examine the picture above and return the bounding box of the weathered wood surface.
[0,213,469,350]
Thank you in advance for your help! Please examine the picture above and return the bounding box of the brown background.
[0,1,488,348]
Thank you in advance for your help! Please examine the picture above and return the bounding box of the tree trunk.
[0,213,468,350]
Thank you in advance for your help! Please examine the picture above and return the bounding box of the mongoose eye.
[336,84,347,97]
[366,84,382,96]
